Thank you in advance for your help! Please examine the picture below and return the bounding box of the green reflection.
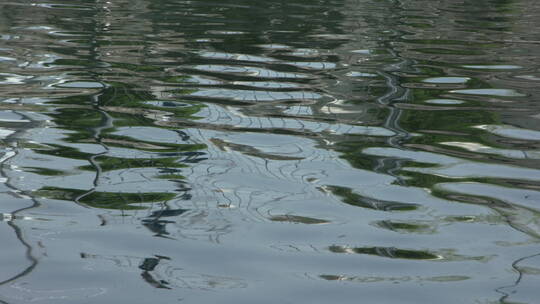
[373,220,435,234]
[328,245,440,260]
[326,185,419,211]
[269,215,329,225]
[23,167,66,176]
[35,187,176,210]
[78,156,187,172]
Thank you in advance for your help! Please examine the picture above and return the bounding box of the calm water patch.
[422,77,470,84]
[424,99,465,105]
[451,88,526,97]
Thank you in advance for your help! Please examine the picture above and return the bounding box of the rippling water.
[1,0,540,303]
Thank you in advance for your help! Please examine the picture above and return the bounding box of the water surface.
[1,0,540,303]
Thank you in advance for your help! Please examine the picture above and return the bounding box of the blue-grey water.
[1,0,540,303]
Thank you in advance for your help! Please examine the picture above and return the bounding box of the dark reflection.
[35,187,176,210]
[319,274,470,283]
[328,245,441,260]
[269,214,329,225]
[210,138,303,161]
[373,220,435,234]
[496,252,540,304]
[328,245,490,262]
[434,188,540,239]
[0,196,40,286]
[325,185,419,211]
[139,256,172,289]
[143,206,190,237]
[0,148,39,287]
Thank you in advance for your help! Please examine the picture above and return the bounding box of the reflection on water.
[1,0,540,303]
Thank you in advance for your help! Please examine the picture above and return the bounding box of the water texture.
[1,0,540,303]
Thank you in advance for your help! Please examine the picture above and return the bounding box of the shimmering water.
[1,0,540,303]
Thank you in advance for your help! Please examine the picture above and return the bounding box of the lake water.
[1,0,540,303]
